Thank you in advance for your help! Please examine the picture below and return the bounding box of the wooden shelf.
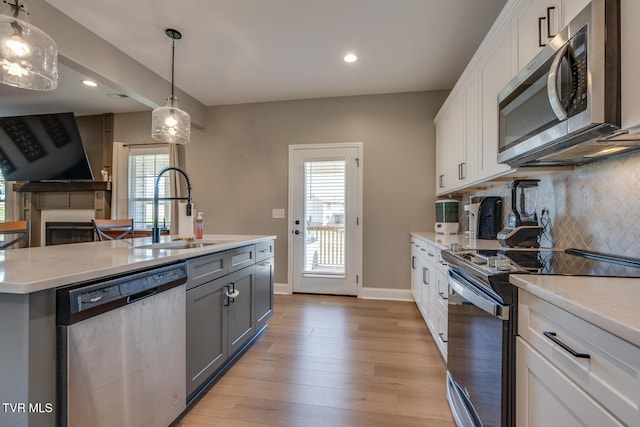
[13,181,110,193]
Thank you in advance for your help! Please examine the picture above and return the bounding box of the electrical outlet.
[272,209,285,219]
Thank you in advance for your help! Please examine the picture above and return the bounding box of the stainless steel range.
[442,247,640,427]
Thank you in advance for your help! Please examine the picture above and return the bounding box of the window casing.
[128,146,170,230]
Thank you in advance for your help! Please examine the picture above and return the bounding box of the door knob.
[294,230,300,235]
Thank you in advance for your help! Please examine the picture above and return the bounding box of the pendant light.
[151,28,191,145]
[0,0,57,90]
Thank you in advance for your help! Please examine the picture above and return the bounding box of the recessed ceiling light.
[82,80,98,87]
[344,53,358,63]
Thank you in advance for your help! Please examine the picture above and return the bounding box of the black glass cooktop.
[465,248,640,278]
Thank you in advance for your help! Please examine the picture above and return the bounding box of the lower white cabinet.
[517,289,640,426]
[410,236,447,361]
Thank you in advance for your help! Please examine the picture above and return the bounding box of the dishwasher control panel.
[57,262,188,325]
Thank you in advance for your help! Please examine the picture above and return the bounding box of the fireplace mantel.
[13,181,110,193]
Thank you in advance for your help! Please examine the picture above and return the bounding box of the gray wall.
[115,91,448,289]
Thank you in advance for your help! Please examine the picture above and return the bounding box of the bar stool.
[92,219,134,241]
[0,220,30,249]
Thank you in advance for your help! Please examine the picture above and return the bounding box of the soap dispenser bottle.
[195,212,204,239]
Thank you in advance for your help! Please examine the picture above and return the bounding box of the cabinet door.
[226,265,256,355]
[410,241,423,308]
[512,0,561,71]
[255,257,274,331]
[463,74,480,184]
[451,93,466,187]
[516,337,624,427]
[435,114,454,194]
[186,277,227,397]
[479,24,514,179]
[561,0,590,27]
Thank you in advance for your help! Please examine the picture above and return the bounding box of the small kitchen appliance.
[497,180,543,247]
[463,202,481,239]
[435,200,459,234]
[477,196,503,239]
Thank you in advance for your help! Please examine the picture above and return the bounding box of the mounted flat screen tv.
[0,112,94,181]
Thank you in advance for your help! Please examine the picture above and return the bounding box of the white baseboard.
[274,282,290,294]
[274,282,413,301]
[357,287,413,301]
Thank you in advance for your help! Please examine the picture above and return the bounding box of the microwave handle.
[547,43,569,120]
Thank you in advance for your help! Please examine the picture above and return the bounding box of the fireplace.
[45,222,95,246]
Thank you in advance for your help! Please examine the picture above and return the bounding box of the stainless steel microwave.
[497,0,639,167]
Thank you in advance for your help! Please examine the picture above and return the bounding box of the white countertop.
[410,231,503,250]
[511,274,640,348]
[0,234,276,294]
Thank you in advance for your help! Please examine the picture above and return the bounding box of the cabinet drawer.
[187,251,228,290]
[435,305,448,360]
[228,245,256,273]
[436,248,449,274]
[518,290,640,426]
[436,270,449,314]
[255,240,274,262]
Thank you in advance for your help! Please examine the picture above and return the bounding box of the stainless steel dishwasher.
[56,262,188,427]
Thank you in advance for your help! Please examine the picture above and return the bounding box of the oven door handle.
[448,273,510,320]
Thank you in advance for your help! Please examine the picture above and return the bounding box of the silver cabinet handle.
[225,289,240,299]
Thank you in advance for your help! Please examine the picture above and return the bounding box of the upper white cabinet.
[433,0,636,196]
[512,0,562,70]
[479,22,514,179]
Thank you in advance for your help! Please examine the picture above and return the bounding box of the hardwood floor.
[178,294,455,427]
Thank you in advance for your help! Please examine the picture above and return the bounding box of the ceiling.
[2,0,507,116]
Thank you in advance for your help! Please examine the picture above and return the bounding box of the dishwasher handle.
[127,288,158,304]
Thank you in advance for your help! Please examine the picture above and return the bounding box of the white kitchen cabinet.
[511,0,562,71]
[409,236,446,361]
[516,337,624,427]
[435,112,451,194]
[621,0,640,129]
[517,289,640,427]
[410,239,424,310]
[561,0,591,27]
[479,22,514,180]
[434,73,480,195]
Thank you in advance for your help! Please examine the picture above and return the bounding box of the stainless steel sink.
[136,240,227,250]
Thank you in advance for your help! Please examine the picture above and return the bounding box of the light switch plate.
[272,208,286,219]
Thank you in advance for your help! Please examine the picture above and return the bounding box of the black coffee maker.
[477,197,502,239]
[497,180,543,247]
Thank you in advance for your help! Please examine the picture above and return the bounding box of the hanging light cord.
[170,36,175,100]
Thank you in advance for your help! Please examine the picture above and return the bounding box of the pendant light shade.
[0,0,57,90]
[151,28,191,144]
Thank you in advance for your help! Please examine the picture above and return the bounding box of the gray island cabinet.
[186,241,275,399]
[0,235,275,427]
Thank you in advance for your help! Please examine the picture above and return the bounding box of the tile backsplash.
[464,150,640,256]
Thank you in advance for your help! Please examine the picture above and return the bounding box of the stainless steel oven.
[446,267,516,427]
[442,247,640,427]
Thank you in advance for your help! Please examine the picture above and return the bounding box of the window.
[128,146,170,230]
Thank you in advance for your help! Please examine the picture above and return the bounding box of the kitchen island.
[0,234,275,427]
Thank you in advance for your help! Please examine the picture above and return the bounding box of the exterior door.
[289,143,362,295]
